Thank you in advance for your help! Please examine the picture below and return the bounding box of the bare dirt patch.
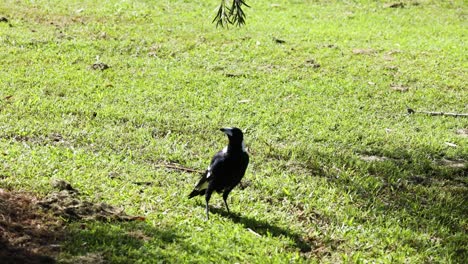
[38,180,145,222]
[38,190,144,222]
[0,189,64,264]
[0,181,145,263]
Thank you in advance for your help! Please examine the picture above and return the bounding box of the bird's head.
[220,127,244,145]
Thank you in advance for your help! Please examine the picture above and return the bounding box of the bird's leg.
[205,188,213,220]
[223,199,230,213]
[222,190,232,213]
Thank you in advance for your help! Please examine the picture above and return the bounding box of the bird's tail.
[188,189,206,199]
[188,171,209,198]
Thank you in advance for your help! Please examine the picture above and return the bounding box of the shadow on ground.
[211,207,313,253]
[0,238,56,264]
[0,189,62,264]
[59,221,184,263]
[297,148,467,262]
[0,183,228,263]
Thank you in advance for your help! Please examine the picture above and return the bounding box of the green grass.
[1,0,467,262]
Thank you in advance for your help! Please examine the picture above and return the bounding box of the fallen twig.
[406,107,468,117]
[154,163,204,174]
[132,181,154,186]
[247,227,261,237]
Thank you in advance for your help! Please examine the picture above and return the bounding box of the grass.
[0,0,467,262]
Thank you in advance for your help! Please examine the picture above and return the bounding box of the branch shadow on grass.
[210,207,312,253]
[346,155,466,229]
[312,150,467,262]
[266,141,467,261]
[60,220,204,263]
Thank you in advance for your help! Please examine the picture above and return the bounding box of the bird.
[188,127,249,220]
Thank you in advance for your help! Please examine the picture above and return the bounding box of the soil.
[0,189,64,264]
[0,181,144,263]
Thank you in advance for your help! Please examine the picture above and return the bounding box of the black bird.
[188,127,249,219]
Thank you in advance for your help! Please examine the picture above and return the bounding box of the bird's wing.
[188,150,227,196]
[240,153,249,176]
[206,150,227,179]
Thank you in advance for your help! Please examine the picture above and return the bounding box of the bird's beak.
[220,127,233,136]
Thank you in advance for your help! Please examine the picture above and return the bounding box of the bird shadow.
[210,207,312,253]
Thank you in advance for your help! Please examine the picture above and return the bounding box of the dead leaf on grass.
[90,62,110,71]
[238,179,252,190]
[126,230,152,241]
[247,228,261,237]
[305,59,321,68]
[383,54,394,61]
[384,2,405,8]
[97,31,107,39]
[51,179,78,193]
[439,159,466,169]
[455,129,468,137]
[359,155,389,162]
[352,48,375,55]
[444,142,457,148]
[224,73,246,78]
[273,37,286,44]
[387,50,401,55]
[385,65,399,71]
[383,50,400,61]
[390,84,409,92]
[148,51,158,57]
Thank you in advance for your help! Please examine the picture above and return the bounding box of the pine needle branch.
[213,0,250,28]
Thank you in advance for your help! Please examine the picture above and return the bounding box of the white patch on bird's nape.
[222,146,228,154]
[206,165,212,178]
[241,140,247,153]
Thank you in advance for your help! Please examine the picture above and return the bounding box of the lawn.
[0,0,467,263]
